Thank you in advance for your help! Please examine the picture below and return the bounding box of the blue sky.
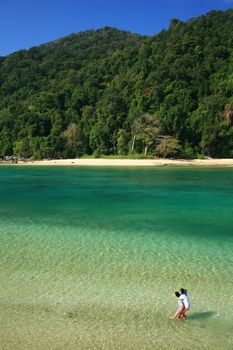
[1,0,233,56]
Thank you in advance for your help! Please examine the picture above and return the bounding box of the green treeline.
[0,10,233,159]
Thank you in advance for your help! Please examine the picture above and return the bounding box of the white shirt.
[178,299,184,308]
[179,294,190,308]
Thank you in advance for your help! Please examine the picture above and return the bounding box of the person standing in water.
[169,291,185,319]
[179,288,190,318]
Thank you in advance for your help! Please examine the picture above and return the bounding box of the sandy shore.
[3,158,233,167]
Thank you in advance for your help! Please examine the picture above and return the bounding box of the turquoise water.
[0,166,233,350]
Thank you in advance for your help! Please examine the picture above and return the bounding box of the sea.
[0,166,233,350]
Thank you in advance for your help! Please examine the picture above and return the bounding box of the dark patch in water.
[188,311,215,320]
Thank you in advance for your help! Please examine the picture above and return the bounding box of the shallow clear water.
[0,166,233,350]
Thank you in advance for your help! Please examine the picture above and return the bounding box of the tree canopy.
[0,11,233,159]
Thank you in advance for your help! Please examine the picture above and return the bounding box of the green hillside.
[0,10,233,159]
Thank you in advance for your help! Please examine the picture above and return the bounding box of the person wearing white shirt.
[169,291,186,319]
[179,288,190,318]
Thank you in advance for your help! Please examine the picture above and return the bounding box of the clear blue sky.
[1,0,233,56]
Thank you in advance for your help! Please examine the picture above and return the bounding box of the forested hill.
[0,10,233,159]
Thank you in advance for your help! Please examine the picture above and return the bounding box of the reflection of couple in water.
[170,288,190,320]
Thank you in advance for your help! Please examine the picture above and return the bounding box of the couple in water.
[170,288,190,320]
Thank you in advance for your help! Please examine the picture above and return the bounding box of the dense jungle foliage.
[0,10,233,159]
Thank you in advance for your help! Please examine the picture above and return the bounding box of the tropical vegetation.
[0,10,233,159]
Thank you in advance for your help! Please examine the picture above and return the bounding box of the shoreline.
[1,158,233,167]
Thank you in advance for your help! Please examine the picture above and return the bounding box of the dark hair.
[175,291,180,297]
[180,288,187,295]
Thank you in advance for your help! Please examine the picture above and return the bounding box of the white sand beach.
[11,158,233,167]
